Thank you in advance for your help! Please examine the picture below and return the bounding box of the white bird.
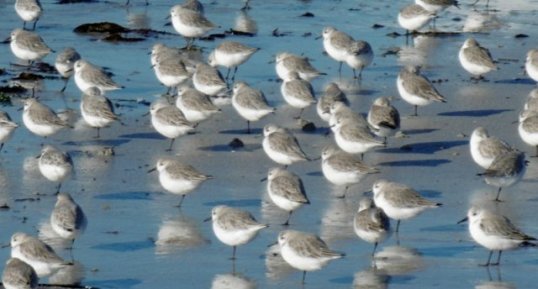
[10,232,70,277]
[518,109,538,157]
[0,111,18,152]
[372,179,441,234]
[73,59,123,93]
[55,47,81,92]
[321,145,379,197]
[469,127,513,169]
[149,100,195,151]
[458,38,497,80]
[14,0,42,31]
[38,145,74,194]
[80,87,121,138]
[176,86,221,123]
[367,97,400,142]
[1,258,38,289]
[398,4,436,33]
[322,26,373,79]
[262,124,309,167]
[148,158,212,207]
[397,66,446,116]
[275,52,325,81]
[232,81,275,134]
[170,5,216,49]
[208,41,259,81]
[458,206,536,266]
[265,167,310,225]
[277,230,344,284]
[354,197,391,256]
[50,192,87,249]
[280,72,316,119]
[206,205,268,260]
[22,98,70,138]
[478,151,526,202]
[525,49,538,83]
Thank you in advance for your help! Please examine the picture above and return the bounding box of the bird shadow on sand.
[219,128,263,135]
[378,159,451,167]
[379,140,467,154]
[198,142,261,152]
[204,198,261,208]
[120,132,166,140]
[94,191,155,201]
[92,240,155,252]
[438,109,511,117]
[63,138,131,147]
[86,279,142,289]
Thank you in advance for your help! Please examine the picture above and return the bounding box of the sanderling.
[232,81,274,134]
[281,72,316,119]
[398,4,436,33]
[10,232,70,277]
[0,111,18,152]
[367,97,400,142]
[73,59,123,93]
[458,206,536,266]
[262,124,309,167]
[180,0,204,14]
[176,86,221,123]
[332,118,385,159]
[470,127,513,169]
[148,158,212,207]
[241,0,251,10]
[153,55,190,95]
[55,47,81,92]
[372,179,441,234]
[328,101,369,132]
[80,87,120,138]
[524,89,538,111]
[415,0,459,14]
[317,83,348,122]
[322,26,373,79]
[397,65,446,116]
[277,229,344,284]
[208,41,259,81]
[149,100,195,151]
[151,43,202,74]
[354,197,391,256]
[265,167,310,225]
[234,10,258,35]
[9,29,51,65]
[192,63,227,97]
[275,52,325,81]
[2,258,38,289]
[459,38,497,80]
[50,192,87,249]
[519,110,538,156]
[38,145,73,194]
[478,151,526,202]
[22,98,70,137]
[525,49,538,83]
[321,145,379,197]
[170,5,215,48]
[14,0,42,31]
[206,205,268,259]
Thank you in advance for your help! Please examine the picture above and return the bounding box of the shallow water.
[1,0,538,288]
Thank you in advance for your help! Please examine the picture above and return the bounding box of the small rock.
[300,12,314,17]
[301,121,316,132]
[229,138,244,149]
[0,203,10,210]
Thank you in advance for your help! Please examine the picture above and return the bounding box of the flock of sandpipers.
[1,0,538,287]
